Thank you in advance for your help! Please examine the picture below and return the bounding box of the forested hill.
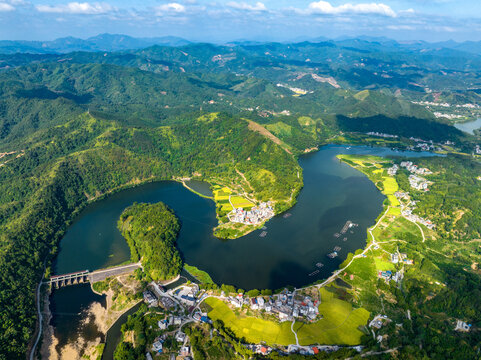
[0,62,463,148]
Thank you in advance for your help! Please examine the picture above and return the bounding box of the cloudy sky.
[1,0,481,42]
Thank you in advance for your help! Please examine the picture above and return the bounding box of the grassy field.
[184,264,214,284]
[213,185,234,212]
[230,195,254,209]
[205,297,295,345]
[294,288,370,346]
[213,185,255,212]
[205,287,369,346]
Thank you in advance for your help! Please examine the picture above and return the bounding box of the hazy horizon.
[1,0,481,43]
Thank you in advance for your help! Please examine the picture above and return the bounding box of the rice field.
[205,287,369,347]
[212,185,254,212]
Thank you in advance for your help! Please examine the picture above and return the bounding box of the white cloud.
[0,2,14,11]
[227,1,267,12]
[36,2,114,14]
[386,24,415,30]
[155,2,186,14]
[306,1,396,17]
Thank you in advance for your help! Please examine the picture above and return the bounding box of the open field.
[213,185,234,212]
[294,288,369,346]
[230,195,254,209]
[204,298,295,345]
[213,185,255,211]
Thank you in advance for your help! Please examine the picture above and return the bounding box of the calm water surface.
[454,118,481,134]
[50,145,435,356]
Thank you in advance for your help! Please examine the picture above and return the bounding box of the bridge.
[47,262,142,288]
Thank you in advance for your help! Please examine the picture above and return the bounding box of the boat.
[334,246,341,251]
[283,213,292,218]
[343,237,348,241]
[259,231,267,237]
[261,226,267,230]
[327,251,338,258]
[333,233,340,238]
[316,262,324,268]
[308,270,320,276]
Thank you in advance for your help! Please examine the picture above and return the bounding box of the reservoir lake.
[49,144,435,357]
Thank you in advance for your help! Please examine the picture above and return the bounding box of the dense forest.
[118,202,182,281]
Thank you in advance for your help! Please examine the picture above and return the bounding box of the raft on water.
[316,262,324,268]
[259,231,267,237]
[309,270,320,276]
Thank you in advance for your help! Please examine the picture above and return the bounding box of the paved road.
[89,262,142,283]
[29,263,47,360]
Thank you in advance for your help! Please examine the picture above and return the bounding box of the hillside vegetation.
[118,202,181,281]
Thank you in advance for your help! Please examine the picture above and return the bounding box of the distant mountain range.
[2,33,481,58]
[0,34,192,54]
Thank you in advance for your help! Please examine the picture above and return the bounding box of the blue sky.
[1,0,481,42]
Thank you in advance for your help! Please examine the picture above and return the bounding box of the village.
[388,161,435,229]
[228,201,275,225]
[138,277,366,359]
[226,288,320,322]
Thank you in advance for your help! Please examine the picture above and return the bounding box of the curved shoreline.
[36,144,437,359]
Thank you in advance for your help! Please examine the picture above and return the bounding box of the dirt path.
[246,120,292,154]
[235,167,254,193]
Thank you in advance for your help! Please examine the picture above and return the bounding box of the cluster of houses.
[412,101,480,109]
[369,314,391,330]
[387,164,399,176]
[228,201,275,225]
[408,174,430,191]
[287,345,362,356]
[391,252,414,266]
[395,191,435,229]
[378,270,404,284]
[143,283,210,359]
[225,290,320,322]
[400,161,433,176]
[151,332,191,358]
[366,132,399,138]
[244,343,363,357]
[415,142,437,151]
[143,290,158,307]
[399,161,433,192]
[244,344,273,356]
